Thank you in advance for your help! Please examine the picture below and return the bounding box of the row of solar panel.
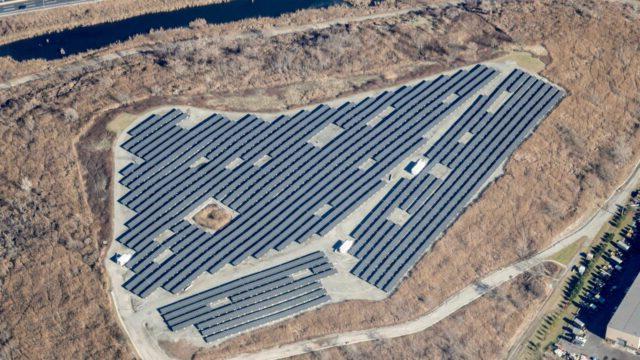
[117,65,498,298]
[348,70,531,258]
[349,69,529,252]
[349,69,565,292]
[377,84,563,292]
[122,64,492,249]
[350,73,556,290]
[158,251,335,343]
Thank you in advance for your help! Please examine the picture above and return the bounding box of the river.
[0,0,342,61]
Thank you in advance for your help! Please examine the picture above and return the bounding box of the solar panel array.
[117,64,501,298]
[348,69,565,292]
[158,251,335,342]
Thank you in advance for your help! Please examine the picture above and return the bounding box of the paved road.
[0,0,95,16]
[228,159,640,360]
[507,157,640,359]
[229,258,540,360]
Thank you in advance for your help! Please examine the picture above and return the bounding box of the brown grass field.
[0,0,233,46]
[294,265,558,360]
[0,1,638,359]
[0,2,393,81]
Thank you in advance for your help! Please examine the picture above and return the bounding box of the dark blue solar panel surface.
[158,251,335,342]
[348,69,565,291]
[115,65,563,298]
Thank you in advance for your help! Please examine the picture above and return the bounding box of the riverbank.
[0,0,228,46]
[0,1,403,80]
[0,0,343,61]
[0,0,374,48]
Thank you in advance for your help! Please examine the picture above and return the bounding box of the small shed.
[334,240,354,254]
[115,252,133,266]
[409,159,427,176]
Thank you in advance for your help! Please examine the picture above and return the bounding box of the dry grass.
[195,1,640,358]
[193,203,233,231]
[0,4,505,358]
[106,112,137,133]
[0,1,638,359]
[548,237,585,266]
[296,265,557,360]
[0,0,396,81]
[0,0,228,46]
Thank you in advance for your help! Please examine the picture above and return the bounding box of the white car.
[573,336,587,346]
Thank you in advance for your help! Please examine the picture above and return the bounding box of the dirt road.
[227,158,640,360]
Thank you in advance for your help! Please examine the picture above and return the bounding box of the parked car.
[573,336,587,346]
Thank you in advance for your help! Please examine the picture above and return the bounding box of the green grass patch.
[518,201,639,359]
[548,237,585,265]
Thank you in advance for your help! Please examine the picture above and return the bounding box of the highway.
[0,0,95,16]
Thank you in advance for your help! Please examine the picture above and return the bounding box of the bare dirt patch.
[193,203,234,232]
[493,50,547,73]
[107,112,138,134]
[158,339,199,360]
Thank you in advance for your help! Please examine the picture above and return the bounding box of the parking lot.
[553,205,640,359]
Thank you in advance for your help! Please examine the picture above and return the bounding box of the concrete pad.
[253,154,271,167]
[358,158,376,171]
[442,93,458,104]
[308,123,343,148]
[314,204,333,217]
[190,156,209,168]
[366,106,394,127]
[225,157,244,170]
[458,131,474,144]
[487,90,512,113]
[387,207,411,226]
[155,229,174,244]
[291,269,313,280]
[209,297,231,309]
[429,163,452,180]
[154,248,174,264]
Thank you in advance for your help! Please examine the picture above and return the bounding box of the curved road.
[229,159,640,360]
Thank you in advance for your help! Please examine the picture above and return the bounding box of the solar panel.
[114,65,564,299]
[157,251,335,342]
